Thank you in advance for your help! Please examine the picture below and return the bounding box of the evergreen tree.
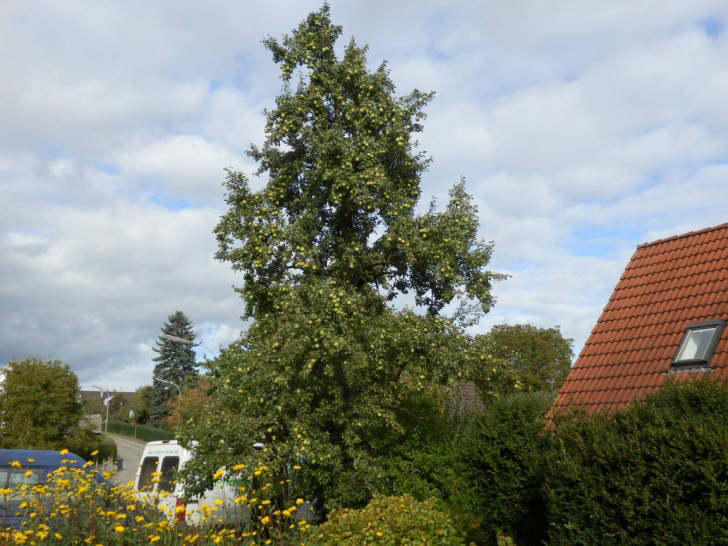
[150,311,198,424]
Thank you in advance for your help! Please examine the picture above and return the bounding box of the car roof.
[0,449,87,468]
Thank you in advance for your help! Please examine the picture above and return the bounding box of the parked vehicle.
[0,449,105,528]
[133,440,248,525]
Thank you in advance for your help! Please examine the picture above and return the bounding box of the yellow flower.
[59,449,69,455]
[10,461,21,468]
[213,499,223,506]
[293,465,302,470]
[54,533,62,540]
[149,536,160,543]
[296,498,304,505]
[26,458,34,464]
[24,471,33,478]
[261,516,270,525]
[114,525,124,533]
[90,449,99,456]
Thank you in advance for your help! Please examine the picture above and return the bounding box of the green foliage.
[314,494,466,545]
[471,324,573,395]
[180,280,470,510]
[107,419,175,442]
[459,391,552,546]
[0,358,96,456]
[546,378,728,544]
[151,311,199,424]
[185,4,505,514]
[96,434,118,461]
[131,385,154,424]
[214,4,503,320]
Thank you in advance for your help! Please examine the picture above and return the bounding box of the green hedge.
[546,378,728,544]
[107,419,175,442]
[460,391,552,546]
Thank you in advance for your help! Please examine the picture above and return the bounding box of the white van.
[133,440,249,525]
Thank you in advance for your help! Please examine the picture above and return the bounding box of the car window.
[1,469,44,501]
[137,457,159,491]
[158,456,179,493]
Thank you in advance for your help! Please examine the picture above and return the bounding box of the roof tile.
[548,222,728,420]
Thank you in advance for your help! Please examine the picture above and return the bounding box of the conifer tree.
[150,311,198,424]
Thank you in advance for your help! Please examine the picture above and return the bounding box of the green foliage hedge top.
[546,378,728,545]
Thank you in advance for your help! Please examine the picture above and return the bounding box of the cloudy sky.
[2,1,727,391]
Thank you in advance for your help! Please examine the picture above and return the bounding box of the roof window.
[672,320,725,368]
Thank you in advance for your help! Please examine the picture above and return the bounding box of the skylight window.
[672,320,725,368]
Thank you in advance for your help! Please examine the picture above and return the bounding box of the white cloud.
[2,0,728,388]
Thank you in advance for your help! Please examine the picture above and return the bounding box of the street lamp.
[160,333,216,360]
[157,378,181,400]
[92,385,112,433]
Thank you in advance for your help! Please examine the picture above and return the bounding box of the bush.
[546,378,728,544]
[314,494,466,545]
[459,391,552,546]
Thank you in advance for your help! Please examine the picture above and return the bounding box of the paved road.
[103,432,146,486]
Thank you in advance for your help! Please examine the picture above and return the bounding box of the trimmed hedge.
[107,419,175,442]
[546,378,728,544]
[460,391,552,546]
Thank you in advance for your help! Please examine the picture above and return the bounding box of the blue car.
[0,449,104,528]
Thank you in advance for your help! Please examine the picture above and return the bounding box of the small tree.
[472,324,573,394]
[129,385,153,424]
[150,311,198,425]
[0,358,96,455]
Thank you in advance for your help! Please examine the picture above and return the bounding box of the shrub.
[546,377,728,545]
[459,391,552,546]
[314,494,466,545]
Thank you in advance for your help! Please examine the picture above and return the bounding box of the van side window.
[159,457,179,493]
[8,469,42,487]
[138,456,159,491]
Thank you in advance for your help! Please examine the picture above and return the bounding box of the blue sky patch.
[150,192,191,211]
[97,164,120,175]
[568,226,643,257]
[700,16,724,38]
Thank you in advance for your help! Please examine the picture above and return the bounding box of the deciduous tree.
[474,324,573,393]
[0,358,95,454]
[181,5,505,510]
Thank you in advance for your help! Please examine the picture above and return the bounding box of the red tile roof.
[548,222,728,419]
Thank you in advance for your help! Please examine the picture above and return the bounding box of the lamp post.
[92,385,112,433]
[158,378,181,400]
[160,333,216,360]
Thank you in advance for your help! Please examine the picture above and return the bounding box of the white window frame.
[672,320,725,369]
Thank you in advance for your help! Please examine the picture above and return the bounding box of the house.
[548,222,728,419]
